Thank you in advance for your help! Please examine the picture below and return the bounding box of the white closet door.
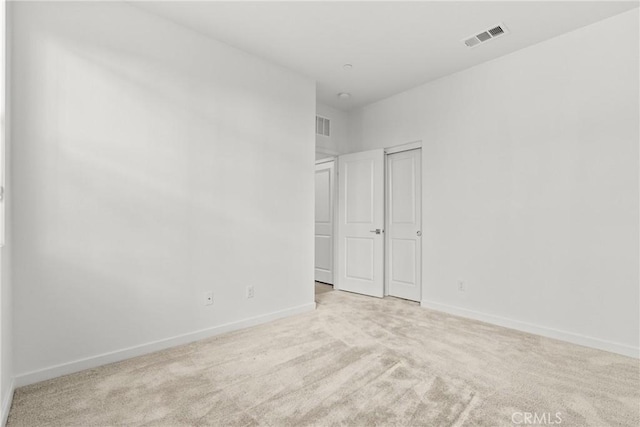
[386,149,422,302]
[337,149,385,297]
[315,161,334,284]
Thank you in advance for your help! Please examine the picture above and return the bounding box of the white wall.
[1,0,13,420]
[348,10,639,356]
[316,102,348,159]
[11,1,316,383]
[0,126,12,426]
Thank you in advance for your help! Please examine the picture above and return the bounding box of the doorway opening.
[314,143,422,302]
[314,158,336,296]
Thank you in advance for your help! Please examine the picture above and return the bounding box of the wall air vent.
[463,23,509,48]
[316,115,330,137]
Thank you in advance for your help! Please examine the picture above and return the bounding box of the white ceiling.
[133,1,638,111]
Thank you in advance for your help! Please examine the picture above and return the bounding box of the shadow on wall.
[13,3,314,376]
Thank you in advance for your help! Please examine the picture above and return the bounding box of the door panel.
[315,161,334,284]
[391,238,416,284]
[315,235,332,271]
[345,237,374,281]
[337,149,384,297]
[390,156,416,223]
[387,149,422,301]
[345,160,374,223]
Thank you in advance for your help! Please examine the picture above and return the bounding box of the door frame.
[315,157,339,289]
[383,141,422,297]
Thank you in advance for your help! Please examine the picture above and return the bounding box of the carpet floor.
[7,283,639,426]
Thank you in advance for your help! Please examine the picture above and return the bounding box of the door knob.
[369,229,383,234]
[417,230,422,237]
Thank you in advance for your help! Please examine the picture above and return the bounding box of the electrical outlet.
[204,291,213,306]
[458,281,466,292]
[246,286,255,299]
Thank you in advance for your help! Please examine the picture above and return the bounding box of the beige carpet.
[8,284,639,426]
[315,282,333,295]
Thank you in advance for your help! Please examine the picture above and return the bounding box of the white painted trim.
[332,158,339,290]
[0,0,7,247]
[14,303,316,387]
[384,153,390,297]
[315,160,335,285]
[1,379,14,427]
[315,157,335,165]
[384,140,422,155]
[421,300,639,358]
[316,147,339,156]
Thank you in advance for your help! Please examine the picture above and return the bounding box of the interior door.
[386,149,422,301]
[315,161,334,284]
[337,149,385,297]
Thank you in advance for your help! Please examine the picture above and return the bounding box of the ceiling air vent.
[463,23,509,49]
[488,25,505,37]
[316,115,330,137]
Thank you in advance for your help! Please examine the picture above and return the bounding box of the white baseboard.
[14,302,316,388]
[420,300,639,359]
[1,379,15,427]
